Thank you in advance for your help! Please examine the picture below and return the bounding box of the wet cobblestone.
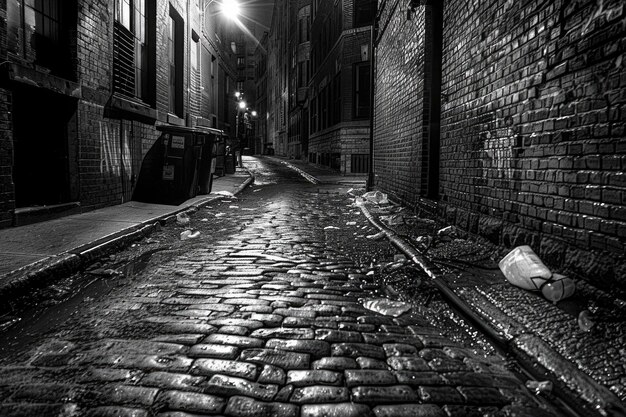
[0,158,564,416]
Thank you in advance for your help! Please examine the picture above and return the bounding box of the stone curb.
[0,171,254,314]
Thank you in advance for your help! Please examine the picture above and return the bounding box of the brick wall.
[373,7,427,204]
[373,0,626,293]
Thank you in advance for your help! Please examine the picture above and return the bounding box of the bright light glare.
[221,0,240,20]
[238,101,247,109]
[251,110,257,117]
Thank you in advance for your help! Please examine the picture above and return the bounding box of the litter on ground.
[363,298,412,317]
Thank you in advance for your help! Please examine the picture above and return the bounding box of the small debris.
[436,225,461,240]
[346,221,357,225]
[200,218,209,222]
[366,231,386,240]
[413,235,432,251]
[363,298,412,317]
[525,380,553,395]
[324,226,340,230]
[362,191,389,205]
[380,214,404,226]
[180,230,201,240]
[394,254,407,263]
[215,213,226,217]
[214,190,235,197]
[176,212,190,226]
[578,309,595,332]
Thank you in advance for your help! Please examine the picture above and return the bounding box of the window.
[353,63,370,119]
[321,86,328,129]
[168,7,184,116]
[354,0,376,27]
[351,154,369,173]
[7,0,75,77]
[332,74,341,124]
[311,97,318,133]
[237,57,245,67]
[299,17,309,43]
[113,0,155,104]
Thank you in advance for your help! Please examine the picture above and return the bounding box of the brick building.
[286,0,311,160]
[373,0,626,292]
[267,0,288,156]
[0,0,240,228]
[307,0,375,174]
[254,32,269,155]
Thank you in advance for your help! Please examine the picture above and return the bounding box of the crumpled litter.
[525,380,553,395]
[578,309,595,332]
[176,212,190,226]
[363,298,412,317]
[180,230,201,240]
[214,190,235,197]
[366,231,386,240]
[362,191,389,205]
[436,225,461,239]
[380,214,404,226]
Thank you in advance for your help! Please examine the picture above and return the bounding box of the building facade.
[286,0,311,160]
[267,0,289,157]
[307,0,375,174]
[254,33,269,155]
[0,0,239,228]
[373,0,626,292]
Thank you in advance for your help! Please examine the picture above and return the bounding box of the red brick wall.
[374,0,626,292]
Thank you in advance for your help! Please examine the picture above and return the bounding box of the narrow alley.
[0,158,566,417]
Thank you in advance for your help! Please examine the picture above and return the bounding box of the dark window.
[353,63,370,119]
[351,154,369,173]
[168,7,184,116]
[7,0,75,78]
[114,0,155,104]
[332,74,341,124]
[354,0,376,27]
[321,86,328,129]
[311,97,318,133]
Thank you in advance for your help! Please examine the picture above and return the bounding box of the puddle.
[0,250,158,362]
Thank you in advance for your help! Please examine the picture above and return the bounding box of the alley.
[0,157,564,417]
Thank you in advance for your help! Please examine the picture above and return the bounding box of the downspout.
[366,17,377,190]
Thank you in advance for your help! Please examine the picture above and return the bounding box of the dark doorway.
[12,87,77,208]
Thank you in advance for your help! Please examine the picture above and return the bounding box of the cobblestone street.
[0,158,564,416]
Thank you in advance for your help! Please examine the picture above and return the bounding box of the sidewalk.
[0,167,253,307]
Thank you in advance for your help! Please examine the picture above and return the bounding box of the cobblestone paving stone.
[0,159,563,416]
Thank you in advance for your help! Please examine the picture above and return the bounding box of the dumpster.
[133,125,224,205]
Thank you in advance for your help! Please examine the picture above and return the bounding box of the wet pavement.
[0,157,594,416]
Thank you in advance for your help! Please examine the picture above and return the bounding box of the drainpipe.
[366,18,377,190]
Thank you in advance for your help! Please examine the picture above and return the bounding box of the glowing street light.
[221,0,240,20]
[238,100,247,110]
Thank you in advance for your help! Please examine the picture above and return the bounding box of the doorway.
[12,86,78,208]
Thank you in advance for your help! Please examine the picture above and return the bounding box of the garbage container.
[133,125,223,205]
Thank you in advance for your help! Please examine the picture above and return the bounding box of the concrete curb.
[0,170,254,314]
[354,198,625,417]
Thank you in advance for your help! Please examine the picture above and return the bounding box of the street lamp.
[234,91,247,168]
